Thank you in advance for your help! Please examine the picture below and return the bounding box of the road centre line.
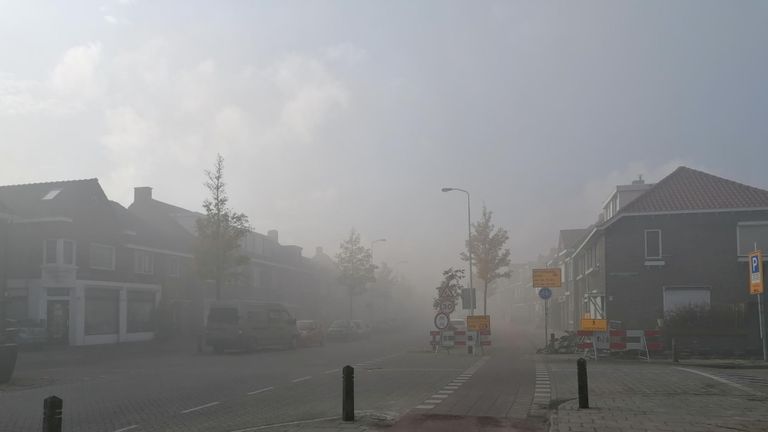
[113,426,139,432]
[675,367,764,396]
[181,401,220,414]
[228,416,338,432]
[292,376,312,383]
[247,386,274,395]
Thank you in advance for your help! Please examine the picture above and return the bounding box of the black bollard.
[577,358,589,409]
[672,338,679,363]
[42,396,63,432]
[342,365,354,422]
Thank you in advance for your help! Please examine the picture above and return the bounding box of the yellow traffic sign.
[467,315,490,331]
[750,250,764,295]
[532,268,562,288]
[580,318,607,331]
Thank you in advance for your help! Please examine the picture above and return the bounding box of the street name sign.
[467,315,490,331]
[580,318,608,331]
[532,268,562,288]
[750,250,764,295]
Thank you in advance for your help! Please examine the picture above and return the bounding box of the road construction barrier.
[430,330,455,352]
[577,329,663,360]
[454,330,468,347]
[576,330,611,359]
[479,329,492,346]
[609,329,663,351]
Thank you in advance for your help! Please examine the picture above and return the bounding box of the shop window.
[127,291,156,333]
[85,288,119,335]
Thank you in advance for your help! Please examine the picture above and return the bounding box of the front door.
[47,300,69,344]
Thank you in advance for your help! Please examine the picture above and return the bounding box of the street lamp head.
[441,187,453,193]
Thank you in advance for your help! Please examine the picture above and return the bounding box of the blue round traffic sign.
[539,287,552,300]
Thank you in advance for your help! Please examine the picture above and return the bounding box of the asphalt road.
[0,325,542,432]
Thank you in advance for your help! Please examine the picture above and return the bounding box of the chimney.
[134,187,152,203]
[267,229,278,243]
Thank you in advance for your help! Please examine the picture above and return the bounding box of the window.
[85,288,119,335]
[42,189,61,200]
[127,291,155,333]
[90,244,115,270]
[167,256,180,277]
[644,230,662,259]
[45,240,57,264]
[737,222,768,256]
[134,250,154,274]
[44,239,76,265]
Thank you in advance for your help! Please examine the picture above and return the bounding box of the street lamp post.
[441,188,475,316]
[370,238,387,265]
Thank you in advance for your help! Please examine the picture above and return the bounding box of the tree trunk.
[349,290,354,320]
[483,280,488,315]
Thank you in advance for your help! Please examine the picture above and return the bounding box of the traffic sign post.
[749,249,767,362]
[538,288,552,350]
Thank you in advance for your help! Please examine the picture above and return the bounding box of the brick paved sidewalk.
[544,355,768,432]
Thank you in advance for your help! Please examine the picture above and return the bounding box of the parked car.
[326,320,358,341]
[205,301,299,353]
[296,320,325,346]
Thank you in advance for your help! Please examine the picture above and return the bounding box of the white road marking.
[415,404,435,409]
[424,399,443,403]
[292,376,312,383]
[431,394,448,399]
[247,386,274,395]
[181,401,220,414]
[323,369,338,374]
[445,386,459,390]
[675,367,763,396]
[227,416,338,432]
[438,390,454,394]
[113,426,139,432]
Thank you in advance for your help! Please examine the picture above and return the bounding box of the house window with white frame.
[644,229,662,259]
[134,250,154,275]
[90,244,115,270]
[167,256,181,277]
[43,239,76,265]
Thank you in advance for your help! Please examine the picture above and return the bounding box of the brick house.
[0,179,190,345]
[128,187,329,325]
[569,167,768,351]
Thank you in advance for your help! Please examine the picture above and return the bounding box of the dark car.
[296,320,324,346]
[205,301,299,353]
[326,320,358,341]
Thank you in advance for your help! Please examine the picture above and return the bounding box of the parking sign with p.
[750,250,764,295]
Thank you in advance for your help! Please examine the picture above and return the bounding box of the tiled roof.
[0,178,105,219]
[559,228,590,251]
[619,167,768,214]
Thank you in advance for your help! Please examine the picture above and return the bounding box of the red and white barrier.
[609,329,663,352]
[479,329,492,346]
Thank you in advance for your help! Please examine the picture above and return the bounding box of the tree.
[335,229,376,319]
[433,268,464,311]
[461,205,511,315]
[196,154,251,300]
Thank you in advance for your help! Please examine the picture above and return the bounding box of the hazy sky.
[1,1,767,288]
